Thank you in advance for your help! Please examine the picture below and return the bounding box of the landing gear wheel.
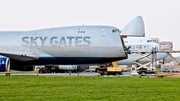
[104,71,108,75]
[119,72,123,75]
[39,69,42,73]
[55,71,59,73]
[42,69,47,73]
[141,72,146,75]
[47,70,51,73]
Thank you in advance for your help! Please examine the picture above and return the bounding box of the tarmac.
[0,72,158,77]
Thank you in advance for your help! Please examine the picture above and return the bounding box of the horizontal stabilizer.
[0,51,39,61]
[121,16,145,37]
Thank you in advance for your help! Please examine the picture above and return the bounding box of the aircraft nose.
[121,16,145,37]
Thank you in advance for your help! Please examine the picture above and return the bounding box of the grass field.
[156,67,161,72]
[0,76,180,101]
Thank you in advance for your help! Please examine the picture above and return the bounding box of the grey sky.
[0,0,180,54]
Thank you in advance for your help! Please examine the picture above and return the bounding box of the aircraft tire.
[42,69,47,73]
[119,72,123,75]
[104,71,108,75]
[47,70,51,73]
[39,69,42,73]
[55,71,59,73]
[141,71,146,75]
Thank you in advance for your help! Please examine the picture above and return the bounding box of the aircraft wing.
[0,51,39,61]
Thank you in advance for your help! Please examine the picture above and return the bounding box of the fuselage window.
[78,31,85,33]
[124,41,128,43]
[112,29,121,33]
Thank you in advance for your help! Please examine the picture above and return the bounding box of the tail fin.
[121,16,145,37]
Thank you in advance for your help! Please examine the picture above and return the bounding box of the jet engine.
[10,65,36,71]
[0,57,10,72]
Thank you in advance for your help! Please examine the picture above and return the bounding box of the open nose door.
[121,16,145,37]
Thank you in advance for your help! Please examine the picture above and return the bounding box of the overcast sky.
[0,0,180,55]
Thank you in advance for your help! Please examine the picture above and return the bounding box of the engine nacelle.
[10,65,36,71]
[0,57,10,72]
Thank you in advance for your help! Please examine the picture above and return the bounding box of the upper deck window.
[112,29,121,33]
[124,41,128,43]
[78,31,85,33]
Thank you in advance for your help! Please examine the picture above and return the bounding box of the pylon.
[37,73,38,76]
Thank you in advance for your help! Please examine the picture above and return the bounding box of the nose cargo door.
[120,16,145,37]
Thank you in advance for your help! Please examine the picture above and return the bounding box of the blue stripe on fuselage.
[10,57,127,66]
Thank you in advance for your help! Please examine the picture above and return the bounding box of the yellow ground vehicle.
[98,62,123,76]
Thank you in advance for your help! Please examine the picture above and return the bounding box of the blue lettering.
[58,37,67,47]
[67,37,74,47]
[75,37,82,47]
[50,37,58,47]
[22,37,29,47]
[30,37,38,47]
[39,37,48,47]
[83,36,91,47]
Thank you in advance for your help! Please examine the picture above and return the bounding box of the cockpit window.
[112,29,121,33]
[147,40,154,43]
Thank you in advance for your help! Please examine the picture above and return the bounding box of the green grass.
[0,76,180,101]
[156,67,161,72]
[127,68,131,72]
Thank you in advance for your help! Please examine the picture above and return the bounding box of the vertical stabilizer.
[121,16,145,37]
